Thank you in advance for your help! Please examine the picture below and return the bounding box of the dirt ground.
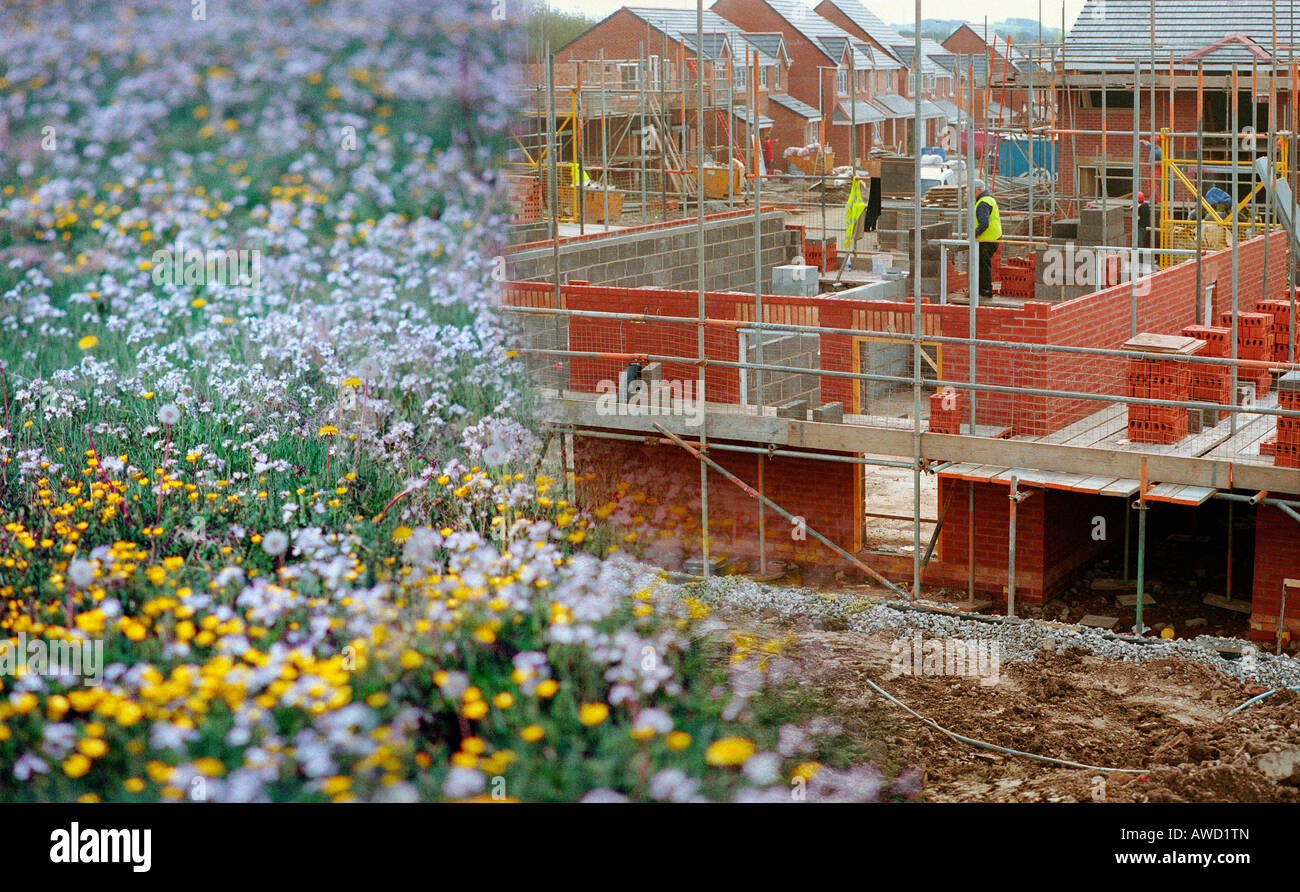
[776,622,1300,802]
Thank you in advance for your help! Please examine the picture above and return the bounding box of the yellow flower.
[76,737,108,758]
[318,425,338,437]
[322,776,352,795]
[665,730,692,751]
[77,335,98,350]
[535,679,558,698]
[123,777,146,793]
[578,703,609,726]
[792,761,821,781]
[63,754,92,778]
[399,649,423,670]
[520,725,545,742]
[705,737,756,767]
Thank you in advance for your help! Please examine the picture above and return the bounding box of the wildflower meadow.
[0,0,907,804]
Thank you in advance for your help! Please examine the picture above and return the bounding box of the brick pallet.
[999,256,1036,300]
[1276,373,1300,468]
[1127,356,1191,444]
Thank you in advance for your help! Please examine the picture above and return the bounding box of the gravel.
[676,576,1300,690]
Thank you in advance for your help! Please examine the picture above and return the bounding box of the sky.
[544,0,1092,31]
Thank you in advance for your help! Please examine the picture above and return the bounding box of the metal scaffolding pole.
[911,0,922,600]
[1132,58,1141,338]
[655,424,910,596]
[695,0,709,582]
[1232,63,1241,437]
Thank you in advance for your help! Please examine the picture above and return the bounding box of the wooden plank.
[552,395,1300,492]
[1123,333,1205,354]
[1098,478,1142,497]
[1202,594,1253,614]
[1072,474,1123,493]
[1145,483,1216,506]
[1079,614,1119,629]
[1037,405,1122,445]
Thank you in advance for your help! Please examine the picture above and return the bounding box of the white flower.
[67,559,95,588]
[158,403,181,425]
[742,751,782,786]
[261,530,289,557]
[441,766,485,799]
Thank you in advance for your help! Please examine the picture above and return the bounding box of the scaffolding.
[504,2,1300,650]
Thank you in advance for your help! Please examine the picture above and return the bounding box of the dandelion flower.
[158,404,181,425]
[578,703,609,726]
[705,737,756,767]
[260,530,289,557]
[318,425,338,437]
[68,559,94,588]
[77,336,98,350]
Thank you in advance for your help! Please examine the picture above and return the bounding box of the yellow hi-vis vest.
[843,177,867,247]
[975,193,1002,242]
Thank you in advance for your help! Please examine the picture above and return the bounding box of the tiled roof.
[1063,0,1300,71]
[769,92,823,119]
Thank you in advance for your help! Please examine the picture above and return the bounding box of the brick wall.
[935,477,1125,602]
[1043,230,1289,432]
[1251,503,1300,644]
[572,434,861,570]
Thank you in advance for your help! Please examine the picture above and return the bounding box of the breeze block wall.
[505,209,799,293]
[571,434,862,572]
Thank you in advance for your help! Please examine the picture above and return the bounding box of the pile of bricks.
[1182,324,1233,420]
[509,175,542,224]
[1221,310,1275,396]
[1254,296,1293,363]
[927,389,967,434]
[803,236,839,272]
[998,256,1036,299]
[1275,372,1300,468]
[1127,357,1190,443]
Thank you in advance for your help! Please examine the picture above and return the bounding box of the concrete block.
[812,402,844,423]
[772,263,820,297]
[776,399,808,419]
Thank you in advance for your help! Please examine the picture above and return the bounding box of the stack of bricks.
[998,256,1035,299]
[1182,324,1233,421]
[509,175,541,224]
[1275,372,1300,468]
[927,389,966,434]
[803,236,839,272]
[1254,297,1293,363]
[1127,357,1190,444]
[1221,311,1275,396]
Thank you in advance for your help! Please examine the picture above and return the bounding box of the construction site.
[505,0,1300,799]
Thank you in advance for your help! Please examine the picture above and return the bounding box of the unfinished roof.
[1063,0,1300,71]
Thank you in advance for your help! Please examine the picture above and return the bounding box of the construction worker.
[1136,191,1151,249]
[973,178,1001,299]
[762,136,775,170]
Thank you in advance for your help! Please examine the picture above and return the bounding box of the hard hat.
[1137,191,1146,202]
[973,178,986,192]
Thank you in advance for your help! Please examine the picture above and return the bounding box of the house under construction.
[504,0,1300,652]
